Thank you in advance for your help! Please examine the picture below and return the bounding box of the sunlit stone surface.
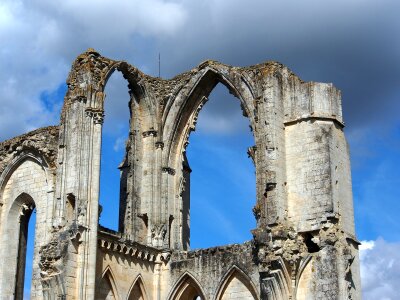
[0,49,361,299]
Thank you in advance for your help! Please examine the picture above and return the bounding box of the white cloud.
[196,113,247,135]
[359,240,374,252]
[103,71,131,136]
[0,0,187,141]
[193,84,251,135]
[360,239,400,300]
[113,136,126,152]
[1,0,399,142]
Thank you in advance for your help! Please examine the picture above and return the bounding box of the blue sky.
[0,0,399,298]
[100,81,257,248]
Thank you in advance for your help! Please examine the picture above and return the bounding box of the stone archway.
[96,267,120,300]
[0,153,52,299]
[127,275,148,300]
[169,273,206,300]
[161,65,259,251]
[9,193,36,299]
[0,49,362,300]
[0,192,37,298]
[215,266,259,300]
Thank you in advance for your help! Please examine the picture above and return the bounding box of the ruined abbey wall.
[0,49,361,299]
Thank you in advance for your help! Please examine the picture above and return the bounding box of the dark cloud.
[152,0,400,132]
[2,0,398,140]
[0,0,187,140]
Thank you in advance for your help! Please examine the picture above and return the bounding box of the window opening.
[20,206,36,299]
[171,275,205,300]
[66,193,75,225]
[127,277,146,300]
[186,83,256,249]
[304,232,320,253]
[97,272,117,300]
[99,71,130,231]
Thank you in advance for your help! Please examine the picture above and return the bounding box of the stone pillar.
[56,93,104,299]
[84,108,103,299]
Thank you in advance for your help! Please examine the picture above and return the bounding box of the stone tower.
[0,49,361,299]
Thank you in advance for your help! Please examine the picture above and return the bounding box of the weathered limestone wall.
[63,239,79,299]
[0,159,50,298]
[0,49,361,300]
[329,124,355,235]
[0,126,58,299]
[95,229,160,300]
[164,243,260,300]
[220,276,254,300]
[285,119,355,234]
[286,120,336,231]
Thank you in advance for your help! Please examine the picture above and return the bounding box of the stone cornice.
[98,229,170,264]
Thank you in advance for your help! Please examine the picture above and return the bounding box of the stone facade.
[0,49,361,299]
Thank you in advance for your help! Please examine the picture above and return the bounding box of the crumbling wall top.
[0,126,59,174]
[61,48,305,114]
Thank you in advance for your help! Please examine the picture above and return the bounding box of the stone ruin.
[0,49,361,299]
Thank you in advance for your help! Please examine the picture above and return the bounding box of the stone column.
[83,108,103,299]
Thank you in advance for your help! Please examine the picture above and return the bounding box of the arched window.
[7,193,36,299]
[215,266,258,300]
[65,193,75,225]
[96,267,119,300]
[187,83,256,248]
[99,71,131,231]
[127,275,148,300]
[22,207,36,298]
[169,273,206,300]
[296,258,314,300]
[0,154,51,298]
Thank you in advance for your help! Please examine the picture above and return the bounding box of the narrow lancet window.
[99,71,131,231]
[16,197,36,299]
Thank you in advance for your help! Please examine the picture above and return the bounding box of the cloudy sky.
[1,0,399,298]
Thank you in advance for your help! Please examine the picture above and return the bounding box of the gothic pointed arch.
[295,255,314,300]
[8,192,35,216]
[96,266,121,300]
[59,49,159,243]
[161,63,259,250]
[0,140,55,298]
[260,257,291,300]
[98,60,157,131]
[0,151,51,200]
[127,274,148,300]
[215,265,259,300]
[161,63,258,169]
[168,271,206,300]
[0,192,36,298]
[61,49,156,130]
